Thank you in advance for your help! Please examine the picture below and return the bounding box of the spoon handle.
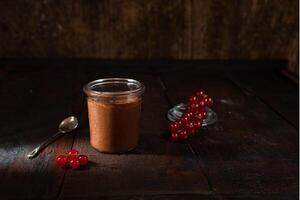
[27,131,63,159]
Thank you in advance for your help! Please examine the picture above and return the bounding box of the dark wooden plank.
[191,0,298,61]
[60,193,299,200]
[0,0,298,71]
[228,71,298,128]
[60,194,212,200]
[217,194,299,200]
[162,73,298,196]
[60,68,210,198]
[0,65,83,199]
[0,0,186,59]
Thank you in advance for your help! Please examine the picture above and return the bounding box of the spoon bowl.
[59,116,78,133]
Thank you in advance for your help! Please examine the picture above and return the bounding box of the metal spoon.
[27,116,78,159]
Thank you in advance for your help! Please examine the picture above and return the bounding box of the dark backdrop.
[0,0,298,75]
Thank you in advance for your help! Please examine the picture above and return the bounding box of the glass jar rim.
[83,78,145,98]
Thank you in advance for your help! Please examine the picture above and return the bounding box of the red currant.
[56,155,69,168]
[69,158,81,170]
[199,100,205,107]
[193,120,202,130]
[185,122,195,134]
[168,90,212,141]
[170,132,179,142]
[188,95,198,104]
[67,149,79,156]
[178,130,188,139]
[196,91,204,98]
[194,112,203,120]
[203,97,209,105]
[78,155,89,166]
[177,119,184,128]
[181,115,190,124]
[186,111,194,118]
[190,103,201,112]
[169,122,179,133]
[67,149,79,159]
[202,110,208,118]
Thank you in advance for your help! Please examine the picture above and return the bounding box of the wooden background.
[0,0,298,75]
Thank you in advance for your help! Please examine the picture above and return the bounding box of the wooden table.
[0,61,298,199]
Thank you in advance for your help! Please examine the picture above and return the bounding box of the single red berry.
[193,120,202,130]
[203,97,209,105]
[187,103,194,111]
[69,158,81,170]
[170,132,179,142]
[199,100,205,107]
[196,91,205,98]
[78,155,89,166]
[177,119,184,128]
[189,103,201,112]
[194,112,203,120]
[67,149,79,159]
[67,149,79,155]
[178,130,188,140]
[169,122,179,133]
[188,95,198,104]
[56,155,69,168]
[185,121,192,128]
[202,110,208,118]
[181,115,190,124]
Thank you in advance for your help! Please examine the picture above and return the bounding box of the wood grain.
[0,64,298,199]
[59,193,299,200]
[0,65,83,198]
[162,73,298,196]
[0,0,298,73]
[228,71,299,128]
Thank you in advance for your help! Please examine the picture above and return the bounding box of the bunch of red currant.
[56,149,89,170]
[169,90,213,142]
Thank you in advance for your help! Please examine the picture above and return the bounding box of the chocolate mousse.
[84,78,144,153]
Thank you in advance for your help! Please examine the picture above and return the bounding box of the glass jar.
[83,78,145,153]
